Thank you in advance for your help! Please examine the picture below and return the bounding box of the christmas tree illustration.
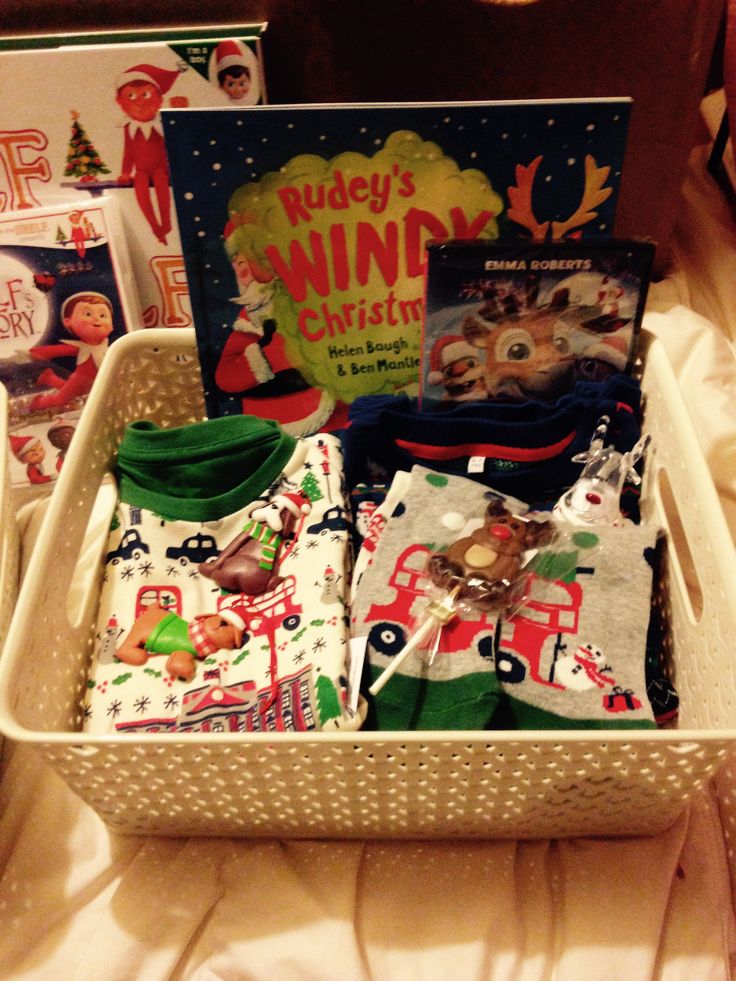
[63,110,111,182]
[300,470,323,504]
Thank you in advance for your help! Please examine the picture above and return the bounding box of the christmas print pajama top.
[82,415,355,734]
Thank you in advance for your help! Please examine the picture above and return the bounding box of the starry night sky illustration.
[162,100,631,413]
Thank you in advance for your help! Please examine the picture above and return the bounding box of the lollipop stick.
[368,584,460,696]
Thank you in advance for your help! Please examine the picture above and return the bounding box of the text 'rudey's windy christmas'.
[222,130,505,400]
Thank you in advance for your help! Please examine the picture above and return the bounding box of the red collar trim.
[394,430,576,463]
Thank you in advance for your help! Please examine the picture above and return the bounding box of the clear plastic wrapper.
[368,498,558,695]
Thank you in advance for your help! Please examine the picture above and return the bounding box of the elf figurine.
[29,291,114,411]
[115,62,187,244]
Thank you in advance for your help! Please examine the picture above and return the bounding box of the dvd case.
[0,196,140,497]
[421,239,655,404]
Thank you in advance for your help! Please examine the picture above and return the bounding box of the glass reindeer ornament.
[554,415,651,527]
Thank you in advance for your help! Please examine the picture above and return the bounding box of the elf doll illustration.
[47,417,76,472]
[208,39,260,105]
[10,433,52,485]
[29,291,114,411]
[68,210,87,258]
[115,63,187,244]
[214,215,344,436]
[212,40,253,102]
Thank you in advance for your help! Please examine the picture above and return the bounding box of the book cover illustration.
[162,99,631,434]
[0,198,139,493]
[421,239,655,404]
[0,25,267,331]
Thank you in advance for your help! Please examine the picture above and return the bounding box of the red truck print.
[363,544,588,690]
[494,577,584,687]
[218,576,310,729]
[134,584,183,619]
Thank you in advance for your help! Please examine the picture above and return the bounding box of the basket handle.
[641,337,736,629]
[64,475,119,630]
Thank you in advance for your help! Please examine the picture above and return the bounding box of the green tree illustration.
[300,470,323,503]
[316,673,341,725]
[63,110,111,180]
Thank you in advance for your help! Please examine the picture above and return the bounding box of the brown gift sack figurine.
[199,491,310,595]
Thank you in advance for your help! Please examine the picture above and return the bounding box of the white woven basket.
[0,383,20,658]
[0,328,734,840]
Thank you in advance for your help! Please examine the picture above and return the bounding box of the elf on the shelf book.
[0,197,139,496]
[0,24,267,330]
[162,99,631,436]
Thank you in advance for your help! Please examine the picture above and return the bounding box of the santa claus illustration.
[214,214,345,436]
[597,276,625,318]
[426,334,487,402]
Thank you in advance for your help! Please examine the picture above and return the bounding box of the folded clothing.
[83,415,355,734]
[351,465,657,731]
[349,472,411,603]
[341,373,643,507]
[350,467,517,730]
[495,521,658,729]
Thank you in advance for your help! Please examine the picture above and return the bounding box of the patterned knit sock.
[642,536,679,724]
[495,522,659,729]
[350,471,411,603]
[351,467,527,730]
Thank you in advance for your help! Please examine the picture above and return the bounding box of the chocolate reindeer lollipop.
[428,497,555,609]
[368,498,555,697]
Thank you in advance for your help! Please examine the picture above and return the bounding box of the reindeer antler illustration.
[506,156,550,240]
[551,155,613,239]
[507,154,613,240]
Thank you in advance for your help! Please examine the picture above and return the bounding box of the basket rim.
[0,717,732,747]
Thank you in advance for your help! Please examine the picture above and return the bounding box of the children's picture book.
[162,99,631,435]
[0,24,267,330]
[0,197,139,496]
[420,238,655,404]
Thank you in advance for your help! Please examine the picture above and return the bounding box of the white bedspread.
[2,138,736,980]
